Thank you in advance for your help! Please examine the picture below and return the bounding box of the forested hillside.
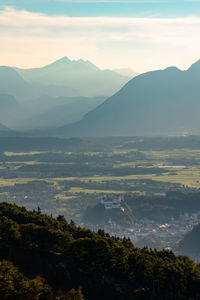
[0,202,200,300]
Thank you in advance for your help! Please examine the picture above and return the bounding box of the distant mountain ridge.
[0,123,9,131]
[15,96,106,130]
[53,59,200,137]
[0,94,19,111]
[0,92,106,131]
[0,57,136,130]
[0,57,135,102]
[15,57,131,97]
[0,67,31,100]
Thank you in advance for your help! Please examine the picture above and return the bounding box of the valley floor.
[1,136,200,257]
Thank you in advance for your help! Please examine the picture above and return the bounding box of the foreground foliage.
[0,202,200,300]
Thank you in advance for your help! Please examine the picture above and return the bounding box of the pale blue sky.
[2,1,200,17]
[1,1,200,72]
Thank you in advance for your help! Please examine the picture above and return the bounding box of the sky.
[1,0,200,73]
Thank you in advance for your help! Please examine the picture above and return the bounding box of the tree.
[64,287,84,300]
[0,260,53,300]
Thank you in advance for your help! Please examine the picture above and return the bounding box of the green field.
[1,143,200,221]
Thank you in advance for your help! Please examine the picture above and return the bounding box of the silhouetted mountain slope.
[0,93,19,110]
[0,67,31,100]
[30,82,78,98]
[6,96,105,130]
[0,94,21,126]
[0,65,77,101]
[16,57,130,97]
[0,123,21,137]
[0,123,10,131]
[178,223,200,258]
[21,96,105,129]
[177,224,200,271]
[56,60,200,137]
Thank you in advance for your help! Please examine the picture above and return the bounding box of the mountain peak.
[51,56,71,65]
[45,56,100,71]
[75,59,99,70]
[58,56,70,62]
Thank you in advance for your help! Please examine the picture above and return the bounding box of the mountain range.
[15,57,132,97]
[53,59,200,137]
[0,57,133,103]
[15,96,106,130]
[0,94,106,130]
[4,57,200,137]
[0,57,135,131]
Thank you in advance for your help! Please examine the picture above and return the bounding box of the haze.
[1,1,200,73]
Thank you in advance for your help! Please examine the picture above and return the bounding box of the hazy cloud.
[1,6,200,72]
